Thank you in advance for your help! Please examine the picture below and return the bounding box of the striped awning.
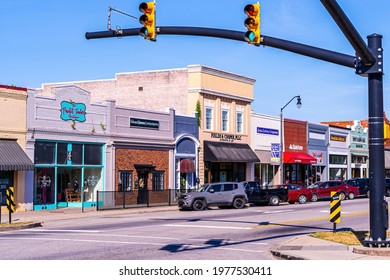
[0,140,34,171]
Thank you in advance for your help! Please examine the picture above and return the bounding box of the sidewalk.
[3,206,390,260]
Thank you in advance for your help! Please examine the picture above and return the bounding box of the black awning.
[203,141,259,163]
[0,140,34,171]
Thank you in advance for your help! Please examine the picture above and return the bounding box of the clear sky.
[1,0,389,123]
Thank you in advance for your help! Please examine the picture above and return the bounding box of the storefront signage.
[330,135,347,142]
[130,118,159,129]
[271,143,280,165]
[289,144,303,151]
[257,127,279,136]
[60,101,86,122]
[352,136,366,143]
[211,133,242,142]
[311,151,324,164]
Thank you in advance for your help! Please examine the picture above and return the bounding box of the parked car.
[177,182,248,211]
[344,178,370,197]
[307,180,359,202]
[242,181,288,206]
[276,184,312,204]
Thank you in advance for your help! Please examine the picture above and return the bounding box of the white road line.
[0,237,263,253]
[163,224,252,230]
[255,210,294,214]
[320,210,350,214]
[22,229,101,233]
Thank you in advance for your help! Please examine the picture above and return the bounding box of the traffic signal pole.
[86,0,388,247]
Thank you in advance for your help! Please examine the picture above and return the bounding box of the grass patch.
[310,231,368,245]
[0,221,33,227]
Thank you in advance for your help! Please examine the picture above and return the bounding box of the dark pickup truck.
[242,181,288,206]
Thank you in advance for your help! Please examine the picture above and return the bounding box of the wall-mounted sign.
[130,118,160,130]
[60,101,86,122]
[311,151,324,164]
[256,127,279,136]
[289,144,303,151]
[330,135,347,142]
[211,133,242,142]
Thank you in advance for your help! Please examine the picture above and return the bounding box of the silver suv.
[178,182,248,211]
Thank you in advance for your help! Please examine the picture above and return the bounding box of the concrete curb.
[0,222,42,232]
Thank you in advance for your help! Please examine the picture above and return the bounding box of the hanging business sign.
[270,143,280,165]
[60,101,87,122]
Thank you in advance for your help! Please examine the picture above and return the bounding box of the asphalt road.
[0,198,372,260]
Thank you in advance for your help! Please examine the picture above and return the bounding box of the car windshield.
[308,182,321,189]
[197,186,208,192]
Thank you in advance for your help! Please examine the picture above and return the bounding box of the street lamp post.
[280,95,302,184]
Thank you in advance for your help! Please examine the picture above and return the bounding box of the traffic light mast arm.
[85,26,355,69]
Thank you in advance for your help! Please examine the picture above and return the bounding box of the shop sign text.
[60,101,86,122]
[211,133,242,142]
[130,118,160,130]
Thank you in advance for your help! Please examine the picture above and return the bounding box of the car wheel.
[269,196,280,206]
[311,193,318,202]
[348,192,355,200]
[339,192,346,200]
[298,194,307,204]
[366,190,370,198]
[233,197,245,209]
[192,199,205,211]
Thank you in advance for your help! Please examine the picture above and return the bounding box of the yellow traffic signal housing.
[139,2,156,41]
[384,123,390,140]
[244,3,260,45]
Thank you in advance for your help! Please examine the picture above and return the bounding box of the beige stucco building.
[0,85,34,211]
[38,65,258,185]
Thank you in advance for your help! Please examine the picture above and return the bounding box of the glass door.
[34,168,56,210]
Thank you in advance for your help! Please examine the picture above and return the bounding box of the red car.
[307,180,359,202]
[276,184,312,204]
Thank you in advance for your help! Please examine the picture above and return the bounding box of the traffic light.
[384,123,390,141]
[139,2,156,41]
[244,3,260,45]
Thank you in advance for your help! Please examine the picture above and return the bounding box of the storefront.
[174,115,200,190]
[203,139,259,183]
[251,112,280,186]
[26,86,110,210]
[283,119,316,186]
[308,123,328,183]
[327,126,351,181]
[349,121,368,178]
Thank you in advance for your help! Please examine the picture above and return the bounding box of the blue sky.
[1,0,389,123]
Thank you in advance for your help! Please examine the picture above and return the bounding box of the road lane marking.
[252,211,369,229]
[22,229,101,233]
[254,210,294,214]
[163,224,252,230]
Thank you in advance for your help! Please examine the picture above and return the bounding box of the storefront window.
[119,170,133,191]
[152,171,164,191]
[329,155,347,165]
[84,144,102,165]
[35,142,55,164]
[57,143,68,164]
[0,171,13,206]
[84,168,102,202]
[35,168,55,204]
[329,168,347,180]
[72,144,83,165]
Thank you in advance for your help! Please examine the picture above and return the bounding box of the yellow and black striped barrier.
[330,191,341,232]
[6,186,15,223]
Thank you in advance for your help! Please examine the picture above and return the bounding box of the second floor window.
[236,112,243,133]
[222,110,229,132]
[205,107,213,130]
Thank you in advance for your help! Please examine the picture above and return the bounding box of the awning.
[284,152,317,164]
[255,150,271,164]
[0,140,34,171]
[180,158,195,173]
[204,141,259,162]
[385,151,390,169]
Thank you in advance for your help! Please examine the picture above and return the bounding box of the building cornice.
[187,65,256,85]
[189,88,254,103]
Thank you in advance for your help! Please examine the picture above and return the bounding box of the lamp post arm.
[281,95,300,112]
